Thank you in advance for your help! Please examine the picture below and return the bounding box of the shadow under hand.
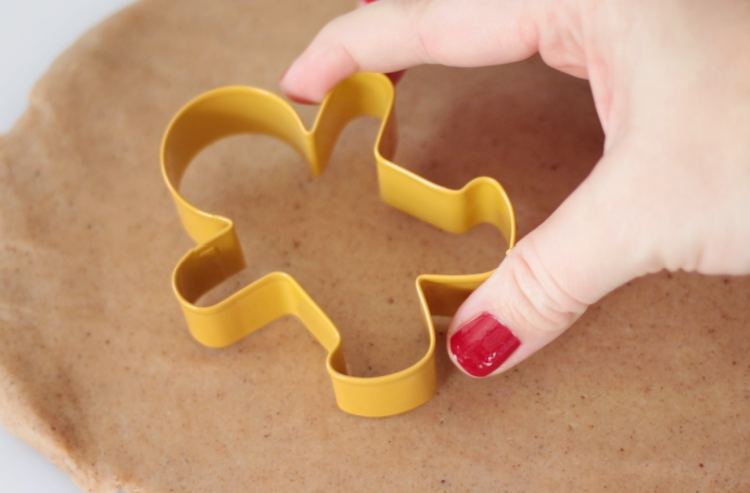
[395,57,604,238]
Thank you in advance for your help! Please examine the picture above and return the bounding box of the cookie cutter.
[160,73,516,417]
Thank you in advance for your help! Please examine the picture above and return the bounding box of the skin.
[280,0,750,377]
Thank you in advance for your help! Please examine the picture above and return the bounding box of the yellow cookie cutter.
[160,73,516,417]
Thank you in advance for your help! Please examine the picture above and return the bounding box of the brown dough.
[1,0,749,491]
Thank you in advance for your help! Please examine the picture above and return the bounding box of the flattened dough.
[1,0,749,491]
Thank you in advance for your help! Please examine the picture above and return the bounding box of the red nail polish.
[286,93,317,105]
[386,70,405,85]
[450,312,520,377]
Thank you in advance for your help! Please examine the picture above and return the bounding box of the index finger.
[280,0,541,103]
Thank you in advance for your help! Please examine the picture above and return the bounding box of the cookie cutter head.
[160,73,516,417]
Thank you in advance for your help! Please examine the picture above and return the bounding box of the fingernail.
[386,70,406,85]
[286,93,317,105]
[450,312,520,377]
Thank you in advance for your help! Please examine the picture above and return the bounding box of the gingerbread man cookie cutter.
[160,73,516,417]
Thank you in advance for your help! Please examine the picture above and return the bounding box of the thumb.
[447,149,657,377]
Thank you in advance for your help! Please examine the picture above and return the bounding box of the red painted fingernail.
[450,312,520,377]
[286,93,317,105]
[386,70,406,85]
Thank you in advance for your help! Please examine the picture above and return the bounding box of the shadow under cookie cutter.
[160,73,516,417]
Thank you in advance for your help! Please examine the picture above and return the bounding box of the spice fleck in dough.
[1,0,750,491]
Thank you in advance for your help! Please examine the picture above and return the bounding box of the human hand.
[280,0,750,377]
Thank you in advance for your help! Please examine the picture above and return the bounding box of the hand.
[280,0,750,377]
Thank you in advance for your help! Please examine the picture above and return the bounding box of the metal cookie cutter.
[160,73,516,417]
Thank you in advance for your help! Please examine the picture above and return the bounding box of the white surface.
[0,0,137,133]
[0,2,136,491]
[0,426,86,493]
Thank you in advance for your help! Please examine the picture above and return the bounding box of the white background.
[0,0,137,133]
[0,2,136,491]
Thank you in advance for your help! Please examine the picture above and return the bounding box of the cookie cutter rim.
[160,73,516,417]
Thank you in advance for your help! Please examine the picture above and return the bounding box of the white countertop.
[0,2,136,490]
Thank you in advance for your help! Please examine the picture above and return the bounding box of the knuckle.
[495,245,588,334]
